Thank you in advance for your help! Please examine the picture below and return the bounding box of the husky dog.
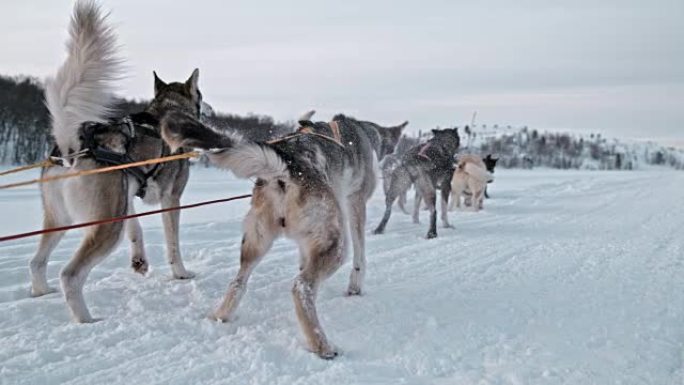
[373,128,460,239]
[449,155,493,211]
[30,1,201,323]
[160,113,404,359]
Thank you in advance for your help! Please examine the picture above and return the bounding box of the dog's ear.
[299,120,314,127]
[485,154,492,160]
[391,121,408,138]
[153,71,167,95]
[185,68,200,96]
[299,110,316,121]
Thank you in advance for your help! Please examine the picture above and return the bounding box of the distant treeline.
[0,75,293,164]
[465,126,684,170]
[393,125,684,171]
[1,74,682,169]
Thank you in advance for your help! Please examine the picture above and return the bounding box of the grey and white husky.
[30,1,201,323]
[373,128,460,239]
[160,112,405,359]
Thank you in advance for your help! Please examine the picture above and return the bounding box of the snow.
[0,166,683,384]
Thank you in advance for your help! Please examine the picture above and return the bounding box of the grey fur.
[161,112,405,359]
[373,128,460,239]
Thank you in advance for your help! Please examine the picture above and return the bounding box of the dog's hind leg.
[127,216,148,275]
[211,205,279,322]
[161,194,194,279]
[412,190,422,224]
[448,188,459,211]
[414,175,438,239]
[373,168,411,235]
[30,212,68,297]
[397,189,409,215]
[347,193,367,296]
[473,185,484,211]
[293,233,344,359]
[61,220,125,323]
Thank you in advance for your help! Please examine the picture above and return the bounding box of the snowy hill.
[0,167,682,384]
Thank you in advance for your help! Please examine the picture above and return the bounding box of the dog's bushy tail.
[464,162,493,183]
[161,117,288,179]
[45,0,123,155]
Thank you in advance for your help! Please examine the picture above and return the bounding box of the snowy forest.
[1,74,682,169]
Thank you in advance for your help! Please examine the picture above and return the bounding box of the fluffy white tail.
[464,162,493,183]
[45,0,123,155]
[207,140,288,180]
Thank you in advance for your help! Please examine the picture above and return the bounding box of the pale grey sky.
[2,0,683,145]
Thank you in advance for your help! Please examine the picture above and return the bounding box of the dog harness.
[296,120,343,145]
[50,113,168,199]
[269,120,345,148]
[417,142,432,160]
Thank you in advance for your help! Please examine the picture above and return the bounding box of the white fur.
[44,0,124,155]
[299,110,316,121]
[208,141,288,179]
[464,162,493,183]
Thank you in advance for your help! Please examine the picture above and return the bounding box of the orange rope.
[0,159,54,177]
[0,151,200,190]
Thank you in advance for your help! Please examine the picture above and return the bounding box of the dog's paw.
[372,228,384,235]
[173,270,196,280]
[346,286,362,296]
[131,256,149,276]
[316,346,339,360]
[74,316,103,324]
[207,313,229,323]
[426,231,437,239]
[30,286,57,297]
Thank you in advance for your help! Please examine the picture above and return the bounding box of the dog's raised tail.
[161,119,288,180]
[45,0,123,155]
[464,162,494,183]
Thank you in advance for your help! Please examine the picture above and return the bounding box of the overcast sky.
[2,0,682,145]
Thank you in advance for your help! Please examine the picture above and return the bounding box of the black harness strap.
[52,113,169,199]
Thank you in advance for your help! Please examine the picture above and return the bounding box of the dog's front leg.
[127,215,148,275]
[161,195,194,279]
[347,194,367,295]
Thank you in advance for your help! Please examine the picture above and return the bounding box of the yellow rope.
[0,151,200,190]
[1,127,344,190]
[0,159,54,177]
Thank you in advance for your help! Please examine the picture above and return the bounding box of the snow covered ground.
[0,167,683,385]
